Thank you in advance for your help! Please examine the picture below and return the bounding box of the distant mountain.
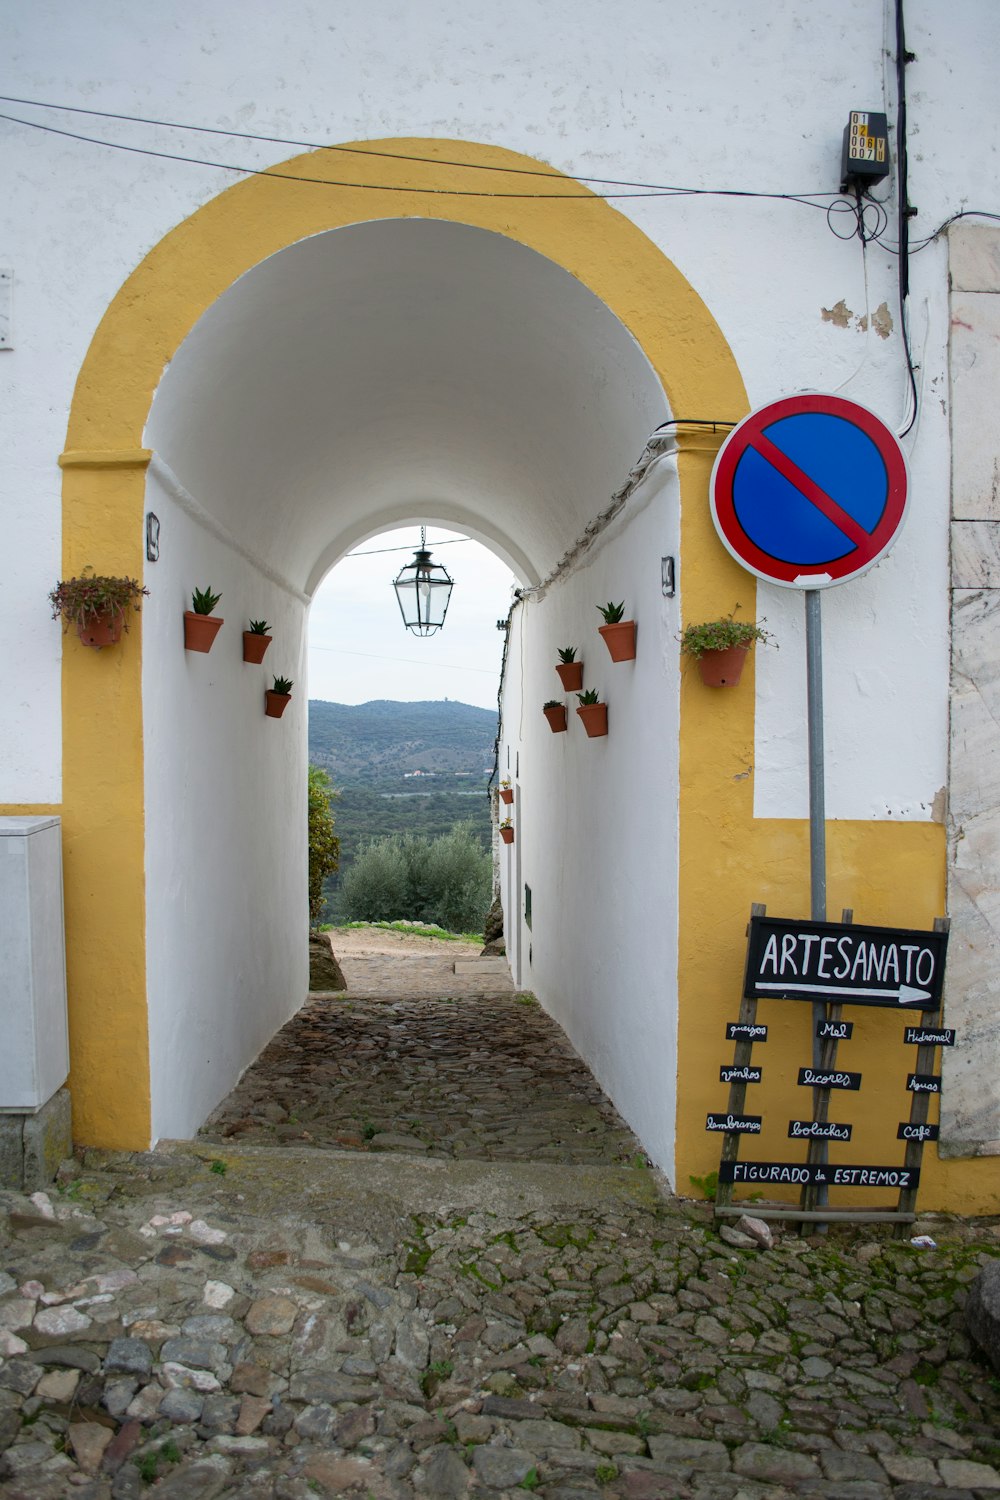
[308,699,497,783]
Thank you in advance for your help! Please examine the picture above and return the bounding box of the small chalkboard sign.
[720,1064,761,1084]
[907,1073,942,1094]
[706,1113,762,1133]
[904,1027,954,1047]
[789,1119,852,1141]
[797,1067,861,1091]
[898,1121,939,1142]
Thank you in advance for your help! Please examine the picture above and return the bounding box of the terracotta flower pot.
[697,645,748,687]
[555,660,584,692]
[499,826,514,845]
[184,612,224,653]
[77,609,124,649]
[543,704,568,733]
[499,787,514,804]
[577,702,609,738]
[264,690,292,719]
[243,631,272,664]
[599,621,636,662]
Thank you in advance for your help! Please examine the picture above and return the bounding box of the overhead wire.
[0,99,837,208]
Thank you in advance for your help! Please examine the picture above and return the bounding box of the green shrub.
[308,766,341,924]
[341,822,491,934]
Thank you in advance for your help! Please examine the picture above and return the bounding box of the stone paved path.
[199,932,639,1164]
[0,929,998,1499]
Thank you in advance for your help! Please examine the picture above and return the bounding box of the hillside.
[308,698,497,781]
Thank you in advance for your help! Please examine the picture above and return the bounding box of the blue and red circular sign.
[710,394,909,589]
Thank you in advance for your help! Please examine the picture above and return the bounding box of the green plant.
[577,688,601,704]
[135,1452,159,1483]
[543,699,562,710]
[248,618,270,634]
[191,586,222,615]
[49,568,149,631]
[499,818,513,830]
[308,765,340,924]
[689,1170,719,1199]
[679,610,774,658]
[271,675,294,695]
[340,824,492,934]
[597,600,625,624]
[557,646,577,662]
[520,1469,540,1491]
[209,1159,227,1176]
[595,1462,618,1485]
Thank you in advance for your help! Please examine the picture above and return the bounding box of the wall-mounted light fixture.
[393,527,454,635]
[146,513,160,563]
[661,556,676,597]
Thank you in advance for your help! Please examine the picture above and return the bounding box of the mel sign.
[710,393,908,589]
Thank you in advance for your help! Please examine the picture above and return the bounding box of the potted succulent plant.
[680,612,774,687]
[555,646,584,693]
[243,618,272,664]
[49,568,149,649]
[184,586,224,653]
[543,699,568,733]
[499,778,514,805]
[576,687,608,738]
[499,819,515,845]
[265,674,293,718]
[597,601,636,662]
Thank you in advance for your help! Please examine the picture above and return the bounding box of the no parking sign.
[710,394,908,589]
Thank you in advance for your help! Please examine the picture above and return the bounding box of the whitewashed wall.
[500,461,681,1175]
[142,463,308,1143]
[4,0,999,822]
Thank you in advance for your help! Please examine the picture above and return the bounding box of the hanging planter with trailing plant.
[543,700,568,733]
[576,687,608,738]
[265,674,293,718]
[49,568,149,650]
[597,601,636,662]
[499,819,514,845]
[499,778,514,805]
[679,612,774,688]
[243,618,272,664]
[555,646,584,693]
[184,586,224,653]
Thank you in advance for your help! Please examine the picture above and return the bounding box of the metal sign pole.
[805,588,829,1213]
[805,589,827,932]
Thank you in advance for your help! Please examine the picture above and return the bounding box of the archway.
[58,138,748,1150]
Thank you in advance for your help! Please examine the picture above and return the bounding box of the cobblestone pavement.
[198,980,641,1164]
[0,931,998,1499]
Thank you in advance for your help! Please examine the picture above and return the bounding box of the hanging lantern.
[392,528,454,636]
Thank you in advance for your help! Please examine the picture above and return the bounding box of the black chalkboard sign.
[745,915,948,1008]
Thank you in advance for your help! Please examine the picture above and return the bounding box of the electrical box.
[840,111,890,193]
[0,818,69,1110]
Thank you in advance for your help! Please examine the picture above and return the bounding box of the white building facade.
[1,0,997,1210]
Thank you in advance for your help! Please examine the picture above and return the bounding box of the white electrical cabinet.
[0,817,70,1109]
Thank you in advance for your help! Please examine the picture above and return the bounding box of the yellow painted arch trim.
[64,138,965,1212]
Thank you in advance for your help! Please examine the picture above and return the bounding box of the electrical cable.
[0,102,838,209]
[894,0,919,437]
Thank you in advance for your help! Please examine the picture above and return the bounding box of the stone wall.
[942,225,1000,1156]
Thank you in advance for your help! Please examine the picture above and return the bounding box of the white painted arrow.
[757,981,932,1006]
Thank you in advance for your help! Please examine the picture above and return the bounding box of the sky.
[307,527,519,711]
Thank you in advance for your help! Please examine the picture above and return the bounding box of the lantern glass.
[393,548,454,635]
